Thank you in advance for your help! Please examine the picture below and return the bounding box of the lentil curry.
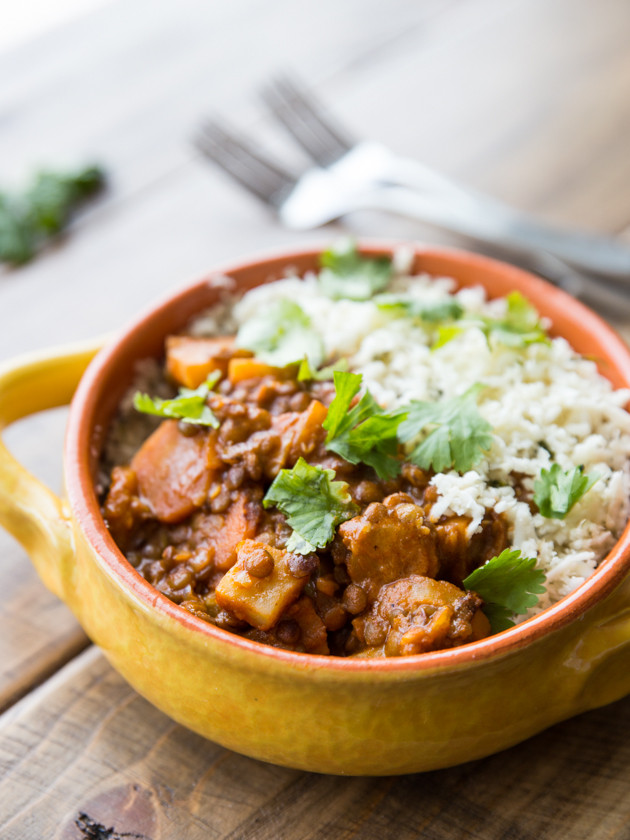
[102,334,509,657]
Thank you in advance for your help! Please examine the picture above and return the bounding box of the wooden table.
[2,0,630,836]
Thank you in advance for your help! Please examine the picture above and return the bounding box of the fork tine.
[195,119,296,207]
[261,75,354,167]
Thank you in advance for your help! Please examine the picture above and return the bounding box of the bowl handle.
[0,340,105,599]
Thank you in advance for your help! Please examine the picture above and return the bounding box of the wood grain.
[2,648,630,839]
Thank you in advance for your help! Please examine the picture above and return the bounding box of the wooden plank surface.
[1,0,630,834]
[2,647,630,839]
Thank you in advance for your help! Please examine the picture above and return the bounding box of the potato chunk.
[166,335,252,388]
[131,420,218,523]
[337,493,439,602]
[215,540,309,630]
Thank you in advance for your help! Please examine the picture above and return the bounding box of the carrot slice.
[131,420,218,523]
[211,493,261,571]
[227,357,297,385]
[166,336,252,388]
[272,399,327,468]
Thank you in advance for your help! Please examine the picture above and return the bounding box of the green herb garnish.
[323,371,408,479]
[375,294,465,323]
[263,457,359,554]
[0,165,105,265]
[236,298,324,369]
[318,238,393,300]
[431,324,465,351]
[297,356,349,382]
[533,464,598,519]
[463,549,547,632]
[482,292,549,348]
[397,384,493,473]
[133,372,221,428]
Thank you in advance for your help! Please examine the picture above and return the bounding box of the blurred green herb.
[318,238,393,300]
[236,298,324,369]
[0,165,105,266]
[481,292,549,348]
[375,294,465,323]
[297,356,349,382]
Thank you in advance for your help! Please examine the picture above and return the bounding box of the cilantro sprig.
[0,165,105,265]
[263,458,359,554]
[318,239,393,300]
[375,294,465,324]
[428,292,548,351]
[533,464,598,519]
[397,385,493,473]
[297,356,349,382]
[133,372,221,428]
[323,371,408,480]
[482,292,549,348]
[236,298,324,368]
[463,549,547,633]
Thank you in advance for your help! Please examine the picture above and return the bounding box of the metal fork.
[259,76,630,286]
[195,88,630,312]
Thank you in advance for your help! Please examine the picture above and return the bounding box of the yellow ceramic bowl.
[2,244,630,776]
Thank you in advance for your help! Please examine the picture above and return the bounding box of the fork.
[259,76,630,284]
[195,90,630,312]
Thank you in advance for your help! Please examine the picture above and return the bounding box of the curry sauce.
[102,336,508,656]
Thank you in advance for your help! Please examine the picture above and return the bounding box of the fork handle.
[338,143,630,282]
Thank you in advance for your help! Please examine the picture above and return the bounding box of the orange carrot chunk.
[166,336,252,388]
[227,357,297,385]
[131,420,217,523]
[272,399,328,468]
[211,493,261,571]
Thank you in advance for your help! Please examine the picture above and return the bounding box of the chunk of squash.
[272,399,327,467]
[227,357,296,385]
[215,539,309,630]
[131,420,218,523]
[211,494,261,571]
[166,336,252,388]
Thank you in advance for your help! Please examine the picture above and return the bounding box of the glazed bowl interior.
[66,242,630,671]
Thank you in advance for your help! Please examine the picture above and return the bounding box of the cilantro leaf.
[432,325,464,351]
[236,298,324,368]
[482,292,549,348]
[0,165,105,266]
[133,372,221,428]
[323,371,362,440]
[463,549,547,633]
[297,356,348,382]
[397,385,493,473]
[533,464,599,519]
[318,239,393,300]
[263,458,359,554]
[375,295,464,323]
[0,195,35,264]
[323,371,408,479]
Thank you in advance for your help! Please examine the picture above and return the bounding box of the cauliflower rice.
[186,256,630,619]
